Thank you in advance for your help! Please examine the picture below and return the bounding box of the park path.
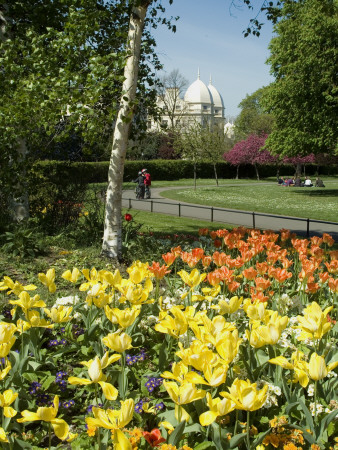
[121,182,338,240]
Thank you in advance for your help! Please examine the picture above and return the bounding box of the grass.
[158,178,338,222]
[122,208,233,235]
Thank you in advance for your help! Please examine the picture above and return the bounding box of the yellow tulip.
[155,306,188,338]
[161,362,207,386]
[296,302,333,341]
[61,268,81,284]
[80,268,106,291]
[68,355,119,400]
[178,268,207,289]
[199,392,236,426]
[102,269,122,287]
[176,340,219,373]
[102,330,132,353]
[86,399,134,448]
[243,300,268,322]
[117,279,153,305]
[44,306,73,323]
[163,381,206,405]
[105,305,141,328]
[0,389,18,417]
[269,351,310,387]
[0,323,16,358]
[308,353,338,381]
[0,276,36,296]
[216,329,242,364]
[27,310,53,329]
[0,359,11,381]
[202,362,229,387]
[0,427,8,443]
[17,395,76,441]
[201,285,221,302]
[86,284,111,308]
[38,268,56,293]
[220,378,268,411]
[9,292,46,317]
[212,296,243,315]
[127,261,150,284]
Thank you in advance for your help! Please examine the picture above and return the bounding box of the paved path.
[122,183,338,240]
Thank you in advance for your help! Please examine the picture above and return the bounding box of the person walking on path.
[133,171,145,199]
[142,168,151,199]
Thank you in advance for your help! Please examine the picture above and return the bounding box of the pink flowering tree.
[283,154,316,176]
[223,134,277,180]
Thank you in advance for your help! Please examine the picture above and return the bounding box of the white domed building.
[148,70,226,131]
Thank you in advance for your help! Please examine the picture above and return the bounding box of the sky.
[150,0,275,119]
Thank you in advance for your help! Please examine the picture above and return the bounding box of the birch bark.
[102,1,150,259]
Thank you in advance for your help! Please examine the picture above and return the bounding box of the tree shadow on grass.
[288,189,338,198]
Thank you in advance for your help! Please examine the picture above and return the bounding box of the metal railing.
[122,197,338,238]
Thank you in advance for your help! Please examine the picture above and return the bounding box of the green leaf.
[252,428,272,448]
[194,442,216,450]
[229,433,247,448]
[168,420,185,446]
[297,399,314,432]
[318,409,338,441]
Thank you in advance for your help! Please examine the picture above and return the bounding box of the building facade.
[149,71,231,132]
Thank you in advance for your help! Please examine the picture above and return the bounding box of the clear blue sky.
[150,0,275,119]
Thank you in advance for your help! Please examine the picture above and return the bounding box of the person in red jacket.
[142,168,151,199]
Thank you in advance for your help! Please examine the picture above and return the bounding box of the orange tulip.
[242,268,258,281]
[255,277,271,291]
[328,277,338,293]
[148,262,171,280]
[162,252,177,266]
[212,252,229,267]
[202,256,212,268]
[256,262,269,275]
[270,268,293,284]
[198,228,209,236]
[322,233,334,247]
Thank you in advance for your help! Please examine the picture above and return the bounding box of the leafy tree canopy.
[262,0,338,157]
[234,86,275,140]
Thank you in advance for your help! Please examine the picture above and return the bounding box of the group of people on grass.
[133,168,151,199]
[277,176,325,187]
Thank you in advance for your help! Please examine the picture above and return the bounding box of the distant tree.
[156,69,189,130]
[234,87,275,140]
[174,123,204,189]
[201,126,233,186]
[262,0,338,157]
[157,132,181,159]
[224,134,276,180]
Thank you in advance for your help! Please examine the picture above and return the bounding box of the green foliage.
[234,87,275,140]
[1,221,45,259]
[263,0,338,156]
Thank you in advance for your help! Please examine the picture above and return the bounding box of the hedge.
[30,159,337,186]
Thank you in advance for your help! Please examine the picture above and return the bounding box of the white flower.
[307,384,315,397]
[53,295,80,307]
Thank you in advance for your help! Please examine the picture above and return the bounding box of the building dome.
[184,75,213,105]
[208,80,224,110]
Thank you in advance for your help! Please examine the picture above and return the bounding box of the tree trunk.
[102,2,149,259]
[236,165,239,179]
[193,161,197,190]
[213,163,219,186]
[9,139,30,221]
[295,163,301,177]
[254,163,260,180]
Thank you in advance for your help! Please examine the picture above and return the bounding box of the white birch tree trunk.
[102,2,150,259]
[8,138,30,221]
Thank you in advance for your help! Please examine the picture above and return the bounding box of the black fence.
[122,197,338,239]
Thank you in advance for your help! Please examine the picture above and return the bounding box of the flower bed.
[0,227,337,449]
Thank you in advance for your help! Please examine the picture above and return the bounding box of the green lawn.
[159,179,338,222]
